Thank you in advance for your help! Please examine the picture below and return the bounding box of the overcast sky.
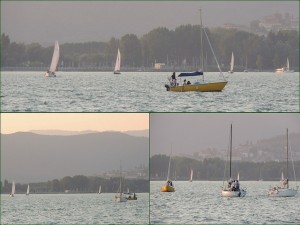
[1,113,149,134]
[1,1,298,45]
[150,114,300,156]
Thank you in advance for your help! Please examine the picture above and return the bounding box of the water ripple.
[1,71,298,112]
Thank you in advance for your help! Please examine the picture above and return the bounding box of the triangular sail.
[99,185,101,194]
[49,41,60,73]
[12,181,15,195]
[114,48,121,72]
[190,169,193,181]
[230,52,234,71]
[26,184,30,195]
[286,58,289,71]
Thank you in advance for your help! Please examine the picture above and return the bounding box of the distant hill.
[1,131,148,183]
[29,129,149,137]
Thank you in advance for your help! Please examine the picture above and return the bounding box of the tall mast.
[167,150,172,181]
[286,128,289,182]
[229,124,232,178]
[199,9,204,72]
[119,161,122,195]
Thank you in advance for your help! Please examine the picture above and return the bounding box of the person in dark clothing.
[171,72,177,87]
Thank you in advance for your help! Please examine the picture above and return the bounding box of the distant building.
[154,63,165,70]
[259,13,299,32]
[223,23,247,31]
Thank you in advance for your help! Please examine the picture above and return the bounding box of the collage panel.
[1,1,300,225]
[1,113,149,224]
[150,113,300,224]
[1,1,299,112]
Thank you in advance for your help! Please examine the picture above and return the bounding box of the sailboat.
[124,188,137,200]
[268,129,298,197]
[285,58,294,73]
[113,48,121,74]
[26,184,30,196]
[98,185,101,194]
[161,152,175,192]
[221,124,246,197]
[244,56,248,72]
[165,9,227,92]
[45,40,59,77]
[228,52,234,73]
[275,58,294,73]
[9,181,15,197]
[115,162,127,202]
[189,169,193,182]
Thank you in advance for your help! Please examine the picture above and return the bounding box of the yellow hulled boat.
[161,152,175,192]
[165,9,227,92]
[167,81,227,92]
[161,183,175,192]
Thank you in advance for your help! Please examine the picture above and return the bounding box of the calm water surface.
[151,181,300,224]
[1,71,298,112]
[1,193,149,224]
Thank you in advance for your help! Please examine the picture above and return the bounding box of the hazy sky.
[1,1,298,45]
[1,113,149,134]
[150,113,300,156]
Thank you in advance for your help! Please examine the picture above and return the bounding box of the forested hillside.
[1,26,298,71]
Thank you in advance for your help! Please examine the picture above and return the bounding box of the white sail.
[114,48,121,73]
[98,185,101,194]
[26,184,30,195]
[230,52,234,72]
[49,41,60,73]
[286,58,289,71]
[10,181,15,197]
[237,173,240,181]
[189,169,193,182]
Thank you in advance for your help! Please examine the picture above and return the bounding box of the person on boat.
[183,79,187,86]
[187,80,191,85]
[171,72,177,87]
[228,178,233,189]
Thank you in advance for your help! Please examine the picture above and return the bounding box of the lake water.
[1,193,149,224]
[150,181,300,224]
[1,71,298,112]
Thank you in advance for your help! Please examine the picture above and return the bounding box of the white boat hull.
[45,72,56,77]
[268,188,298,197]
[222,189,246,197]
[115,195,127,202]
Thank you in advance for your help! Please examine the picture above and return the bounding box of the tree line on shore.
[150,154,300,181]
[1,175,149,194]
[1,25,298,71]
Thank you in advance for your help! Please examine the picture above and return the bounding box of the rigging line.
[203,28,226,80]
[290,145,298,188]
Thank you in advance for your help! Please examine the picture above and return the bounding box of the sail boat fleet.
[160,125,298,198]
